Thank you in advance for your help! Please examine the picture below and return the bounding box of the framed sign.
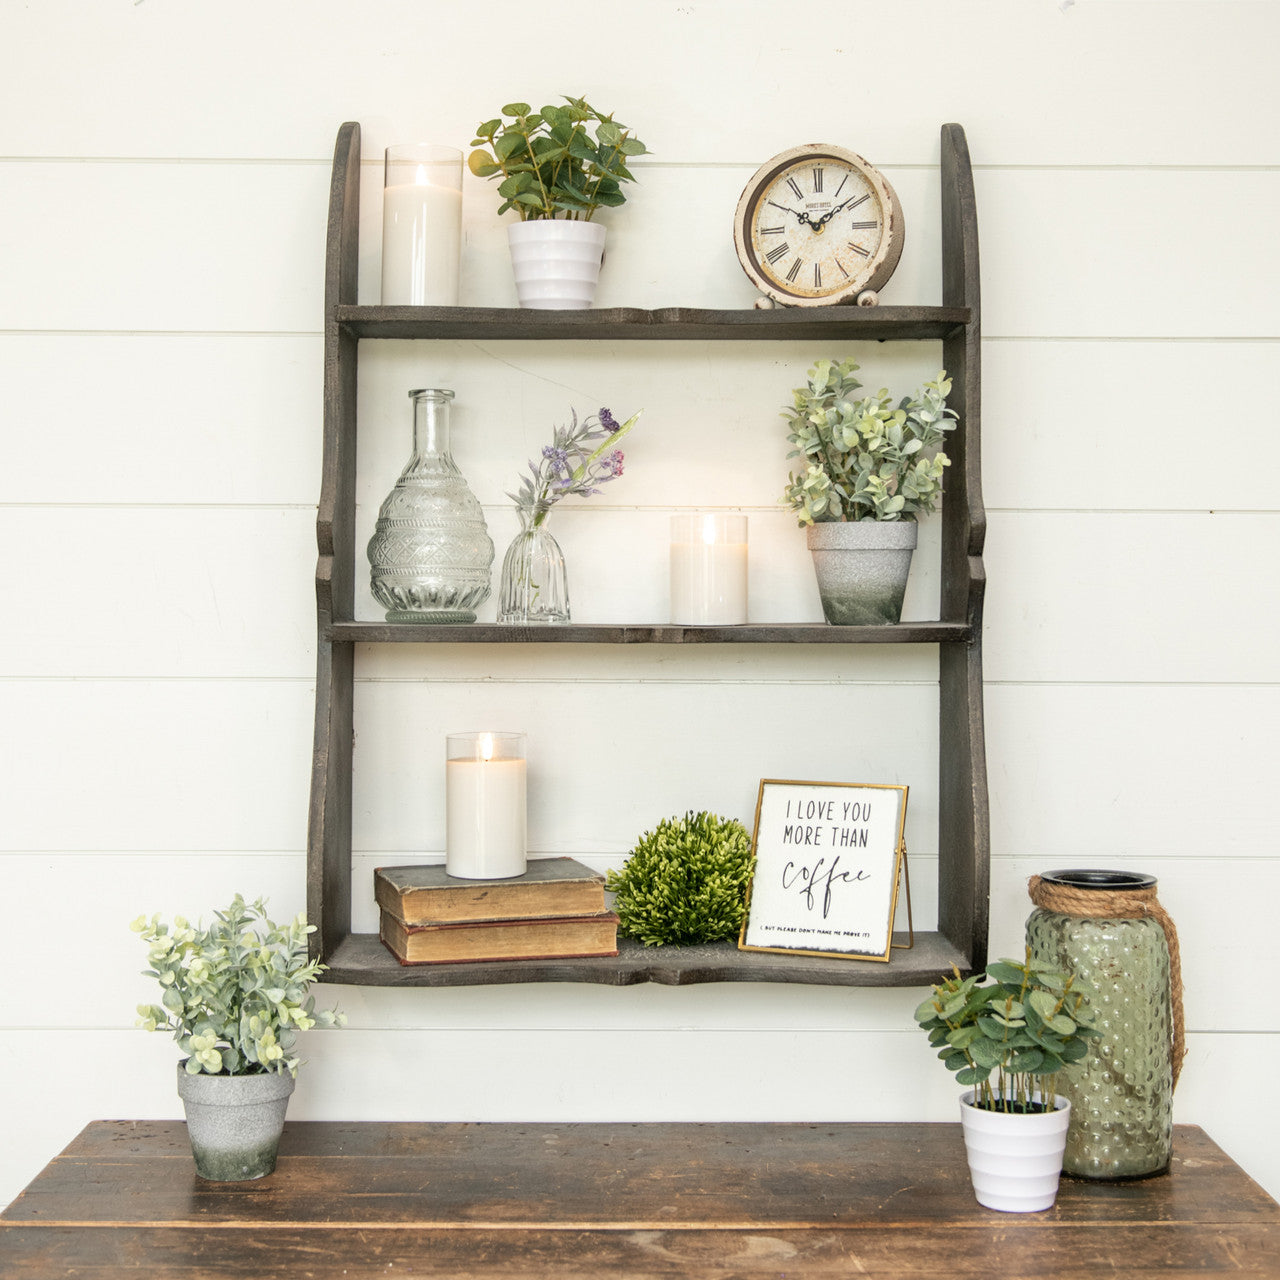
[739,780,912,963]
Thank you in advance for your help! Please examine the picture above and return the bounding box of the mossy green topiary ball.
[605,811,754,947]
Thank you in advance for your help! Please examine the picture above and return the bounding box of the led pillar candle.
[445,731,527,879]
[381,144,463,306]
[670,513,749,625]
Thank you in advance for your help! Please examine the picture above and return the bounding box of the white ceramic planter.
[805,520,918,625]
[959,1091,1071,1213]
[507,220,606,309]
[176,1063,295,1182]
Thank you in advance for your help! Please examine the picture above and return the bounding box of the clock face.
[734,145,904,307]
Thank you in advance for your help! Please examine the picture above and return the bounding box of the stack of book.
[375,857,619,965]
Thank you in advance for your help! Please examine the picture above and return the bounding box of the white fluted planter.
[959,1091,1071,1213]
[507,220,606,309]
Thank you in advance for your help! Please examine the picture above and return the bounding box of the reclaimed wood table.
[2,1121,1277,1277]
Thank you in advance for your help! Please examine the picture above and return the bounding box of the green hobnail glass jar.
[1026,870,1173,1179]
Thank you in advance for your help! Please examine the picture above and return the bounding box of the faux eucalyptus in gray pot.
[782,359,957,624]
[132,895,344,1181]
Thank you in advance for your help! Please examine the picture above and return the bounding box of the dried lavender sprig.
[508,407,641,513]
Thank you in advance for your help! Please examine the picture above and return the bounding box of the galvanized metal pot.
[806,520,917,625]
[176,1063,295,1182]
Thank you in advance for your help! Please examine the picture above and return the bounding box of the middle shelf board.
[335,304,971,343]
[330,622,973,646]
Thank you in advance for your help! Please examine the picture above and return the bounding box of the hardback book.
[378,908,620,966]
[374,857,606,926]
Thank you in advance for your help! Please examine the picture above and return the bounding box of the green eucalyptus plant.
[782,358,957,525]
[605,811,754,947]
[915,954,1099,1114]
[132,894,344,1078]
[468,96,647,221]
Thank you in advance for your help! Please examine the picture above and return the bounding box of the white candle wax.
[670,516,749,625]
[381,182,462,306]
[445,755,527,879]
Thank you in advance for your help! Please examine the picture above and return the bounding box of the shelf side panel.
[310,122,361,960]
[937,123,990,969]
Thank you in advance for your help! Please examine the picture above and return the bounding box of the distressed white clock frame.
[733,142,905,308]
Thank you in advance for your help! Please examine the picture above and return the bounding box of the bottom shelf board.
[320,931,970,988]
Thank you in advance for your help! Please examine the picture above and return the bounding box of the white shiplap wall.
[2,0,1278,1209]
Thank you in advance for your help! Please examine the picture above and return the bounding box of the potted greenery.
[132,894,344,1181]
[914,955,1098,1212]
[605,811,754,946]
[782,358,957,624]
[468,97,647,309]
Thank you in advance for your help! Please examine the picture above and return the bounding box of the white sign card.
[739,780,911,962]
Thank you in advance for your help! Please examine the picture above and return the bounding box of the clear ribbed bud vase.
[497,503,570,624]
[367,388,494,623]
[1026,870,1183,1180]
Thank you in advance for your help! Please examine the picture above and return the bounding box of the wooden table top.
[2,1120,1277,1278]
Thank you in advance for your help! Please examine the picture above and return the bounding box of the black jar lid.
[1039,869,1157,890]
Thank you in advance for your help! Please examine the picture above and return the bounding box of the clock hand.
[813,196,857,228]
[767,199,813,227]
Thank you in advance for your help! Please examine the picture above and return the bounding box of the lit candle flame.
[478,732,495,762]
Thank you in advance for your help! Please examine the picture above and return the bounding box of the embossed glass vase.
[1026,869,1177,1179]
[497,503,570,624]
[367,388,494,623]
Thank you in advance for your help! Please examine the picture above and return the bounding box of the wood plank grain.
[10,1123,1276,1229]
[2,1224,1279,1280]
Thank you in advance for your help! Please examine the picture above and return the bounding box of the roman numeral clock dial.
[733,143,904,307]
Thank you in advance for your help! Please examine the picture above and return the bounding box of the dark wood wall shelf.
[308,121,988,990]
[333,621,974,646]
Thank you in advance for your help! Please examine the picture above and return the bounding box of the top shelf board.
[334,304,971,343]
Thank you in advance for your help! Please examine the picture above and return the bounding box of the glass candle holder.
[381,143,463,306]
[445,732,527,880]
[670,513,748,625]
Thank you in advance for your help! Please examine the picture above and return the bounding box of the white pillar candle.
[381,145,463,306]
[670,513,749,625]
[445,732,527,879]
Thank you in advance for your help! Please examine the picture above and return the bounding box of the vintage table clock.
[733,143,904,307]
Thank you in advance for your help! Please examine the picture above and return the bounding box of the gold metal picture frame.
[738,779,914,963]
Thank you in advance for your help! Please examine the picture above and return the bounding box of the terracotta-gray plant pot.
[176,1062,295,1182]
[806,520,918,625]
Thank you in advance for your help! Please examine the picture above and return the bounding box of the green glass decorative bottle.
[1026,869,1182,1180]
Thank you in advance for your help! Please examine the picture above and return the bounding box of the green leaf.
[969,1036,1005,1069]
[986,961,1026,985]
[502,102,531,116]
[956,1065,990,1085]
[1028,990,1060,1021]
[498,173,531,198]
[467,150,500,178]
[494,132,528,163]
[914,996,941,1022]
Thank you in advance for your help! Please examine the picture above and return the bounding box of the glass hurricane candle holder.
[381,143,463,306]
[670,513,749,625]
[445,732,528,880]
